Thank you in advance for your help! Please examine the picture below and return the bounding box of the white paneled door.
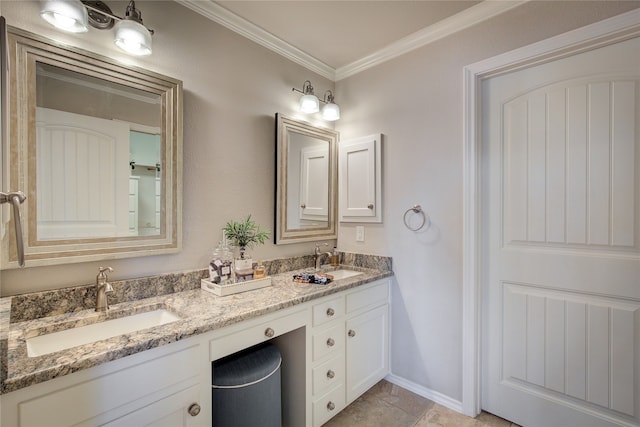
[481,36,640,427]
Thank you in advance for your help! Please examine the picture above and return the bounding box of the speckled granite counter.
[0,253,392,395]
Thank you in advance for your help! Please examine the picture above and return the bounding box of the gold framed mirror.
[1,27,182,268]
[275,113,338,244]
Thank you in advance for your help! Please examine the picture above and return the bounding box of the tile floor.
[322,380,522,427]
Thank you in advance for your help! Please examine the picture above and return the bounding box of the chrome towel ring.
[403,205,429,231]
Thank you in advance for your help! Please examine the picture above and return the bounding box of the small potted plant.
[223,215,270,270]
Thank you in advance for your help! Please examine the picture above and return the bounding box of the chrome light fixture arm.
[81,1,154,34]
[0,191,27,267]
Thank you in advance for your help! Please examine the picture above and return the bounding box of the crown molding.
[177,0,528,82]
[177,0,336,80]
[335,1,528,80]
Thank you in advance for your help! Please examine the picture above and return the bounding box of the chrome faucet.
[314,243,333,271]
[95,267,114,312]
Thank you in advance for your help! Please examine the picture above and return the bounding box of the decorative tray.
[201,276,272,296]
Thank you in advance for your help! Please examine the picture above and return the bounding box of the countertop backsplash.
[7,251,392,324]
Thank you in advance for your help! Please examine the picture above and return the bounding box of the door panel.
[482,36,640,427]
[36,107,130,239]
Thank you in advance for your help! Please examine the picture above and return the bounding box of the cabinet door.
[345,304,389,403]
[300,146,329,221]
[103,384,202,427]
[339,134,382,223]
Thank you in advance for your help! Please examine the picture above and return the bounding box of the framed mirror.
[275,114,338,244]
[1,27,182,268]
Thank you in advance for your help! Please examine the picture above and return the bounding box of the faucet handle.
[314,242,329,253]
[97,266,113,283]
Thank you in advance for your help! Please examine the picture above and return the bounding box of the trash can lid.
[213,342,282,387]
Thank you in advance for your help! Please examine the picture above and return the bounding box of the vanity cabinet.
[1,278,389,427]
[311,279,390,426]
[339,134,382,223]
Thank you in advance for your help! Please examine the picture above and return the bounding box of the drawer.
[210,308,307,360]
[312,296,345,327]
[312,355,344,397]
[312,323,344,362]
[346,280,389,313]
[313,384,346,427]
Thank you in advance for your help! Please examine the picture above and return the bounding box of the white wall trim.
[177,0,527,82]
[461,9,640,417]
[176,0,336,80]
[335,1,527,81]
[385,374,463,414]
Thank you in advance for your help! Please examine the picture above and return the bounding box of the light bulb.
[40,0,88,33]
[322,103,340,121]
[299,94,319,113]
[114,19,152,56]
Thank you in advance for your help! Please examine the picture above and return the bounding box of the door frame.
[461,9,640,417]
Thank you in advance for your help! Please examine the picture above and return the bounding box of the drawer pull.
[326,307,335,317]
[348,329,356,338]
[327,401,336,411]
[265,327,275,338]
[326,337,335,347]
[326,369,335,379]
[188,403,201,417]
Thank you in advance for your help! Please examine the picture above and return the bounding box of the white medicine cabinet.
[338,134,382,223]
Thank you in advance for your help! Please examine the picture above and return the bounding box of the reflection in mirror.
[36,63,162,239]
[275,114,338,244]
[2,27,182,268]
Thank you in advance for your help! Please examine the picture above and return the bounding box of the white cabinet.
[1,340,205,427]
[311,279,390,426]
[339,134,382,223]
[346,305,389,402]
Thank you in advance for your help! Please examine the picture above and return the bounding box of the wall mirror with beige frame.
[1,27,182,269]
[275,113,338,244]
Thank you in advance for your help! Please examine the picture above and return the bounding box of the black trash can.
[212,342,282,427]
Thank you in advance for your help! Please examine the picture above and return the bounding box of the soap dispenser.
[331,247,339,267]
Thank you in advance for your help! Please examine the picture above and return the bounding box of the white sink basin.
[26,309,182,357]
[329,269,363,280]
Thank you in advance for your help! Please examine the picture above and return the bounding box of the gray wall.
[0,0,335,295]
[333,0,638,403]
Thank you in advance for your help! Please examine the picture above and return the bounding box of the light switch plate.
[356,226,365,242]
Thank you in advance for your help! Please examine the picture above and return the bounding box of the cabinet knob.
[326,337,335,347]
[300,204,306,209]
[188,403,201,417]
[265,327,275,338]
[348,329,356,338]
[368,203,374,209]
[326,307,335,317]
[326,369,335,379]
[327,401,336,411]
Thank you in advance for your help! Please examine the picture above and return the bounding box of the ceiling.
[179,0,527,80]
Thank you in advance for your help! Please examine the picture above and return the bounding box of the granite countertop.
[1,264,392,395]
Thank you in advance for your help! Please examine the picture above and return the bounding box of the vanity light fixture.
[40,0,154,56]
[291,80,340,120]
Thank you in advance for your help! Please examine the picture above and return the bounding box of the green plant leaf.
[223,215,271,249]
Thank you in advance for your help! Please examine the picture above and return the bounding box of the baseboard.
[384,373,463,414]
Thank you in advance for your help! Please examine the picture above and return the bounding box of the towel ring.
[403,205,429,231]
